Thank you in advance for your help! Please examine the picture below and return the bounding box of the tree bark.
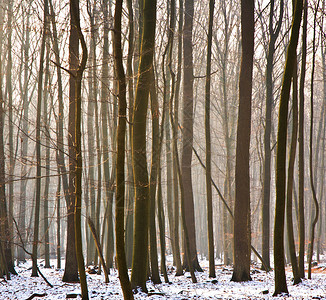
[32,0,49,277]
[262,0,283,271]
[231,0,254,283]
[273,0,303,295]
[130,0,157,292]
[298,0,307,279]
[63,0,80,283]
[307,0,320,279]
[181,0,202,272]
[70,0,88,298]
[286,60,301,284]
[114,1,134,298]
[205,0,215,279]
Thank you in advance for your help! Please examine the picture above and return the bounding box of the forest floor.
[1,257,325,299]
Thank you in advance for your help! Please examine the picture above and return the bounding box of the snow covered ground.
[1,258,325,299]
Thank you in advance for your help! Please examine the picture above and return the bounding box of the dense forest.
[0,0,326,298]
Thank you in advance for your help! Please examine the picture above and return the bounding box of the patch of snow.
[1,258,325,299]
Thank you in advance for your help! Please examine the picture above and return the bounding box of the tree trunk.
[148,70,161,284]
[307,1,320,279]
[273,0,303,295]
[286,59,301,284]
[43,42,51,269]
[0,36,16,277]
[205,0,215,279]
[125,0,135,269]
[114,1,134,298]
[63,0,80,283]
[170,0,183,276]
[130,0,157,292]
[86,1,96,265]
[32,0,49,277]
[262,0,283,271]
[231,0,254,283]
[181,0,202,273]
[18,3,31,264]
[298,0,307,279]
[56,176,61,269]
[70,0,88,298]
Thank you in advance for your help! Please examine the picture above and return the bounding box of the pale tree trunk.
[0,25,16,276]
[18,3,31,264]
[169,0,183,276]
[6,0,14,250]
[49,0,70,271]
[32,0,49,277]
[125,0,135,269]
[86,0,96,265]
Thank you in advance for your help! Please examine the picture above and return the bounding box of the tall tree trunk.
[307,0,320,279]
[148,70,161,284]
[181,0,202,272]
[273,0,303,295]
[6,0,14,252]
[56,176,61,269]
[63,0,81,283]
[43,42,51,269]
[49,0,70,219]
[125,0,135,269]
[130,0,157,292]
[86,0,96,265]
[205,0,215,279]
[114,1,134,298]
[157,168,169,282]
[32,0,49,277]
[102,0,114,270]
[231,0,254,283]
[262,0,283,271]
[0,31,16,277]
[169,0,183,276]
[49,0,71,271]
[298,0,307,279]
[18,3,31,264]
[286,60,301,284]
[70,0,88,298]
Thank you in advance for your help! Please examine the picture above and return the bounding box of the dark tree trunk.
[114,1,134,298]
[273,0,303,295]
[70,0,88,298]
[63,0,80,283]
[130,0,157,292]
[181,0,202,273]
[262,0,283,271]
[298,0,307,279]
[307,1,320,279]
[231,0,254,283]
[205,0,215,279]
[286,60,301,284]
